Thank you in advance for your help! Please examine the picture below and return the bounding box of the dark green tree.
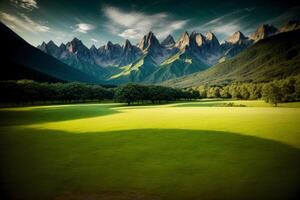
[262,82,282,106]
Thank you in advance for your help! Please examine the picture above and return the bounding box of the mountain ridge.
[34,19,300,85]
[0,22,100,83]
[163,29,300,88]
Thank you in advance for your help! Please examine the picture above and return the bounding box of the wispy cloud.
[10,0,38,11]
[102,5,188,41]
[74,23,95,33]
[194,8,253,41]
[90,38,98,43]
[0,11,50,33]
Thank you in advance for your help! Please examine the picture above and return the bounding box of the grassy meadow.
[0,100,300,200]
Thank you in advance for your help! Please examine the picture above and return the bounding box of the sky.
[0,0,299,47]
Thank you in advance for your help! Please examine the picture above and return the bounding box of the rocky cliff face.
[161,34,176,48]
[220,31,253,59]
[280,20,300,32]
[250,24,278,42]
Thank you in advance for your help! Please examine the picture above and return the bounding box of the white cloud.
[90,38,98,43]
[74,23,95,33]
[194,9,252,41]
[102,5,188,41]
[211,23,241,35]
[118,28,143,39]
[10,0,38,11]
[0,11,50,33]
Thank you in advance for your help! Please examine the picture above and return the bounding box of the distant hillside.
[0,23,99,83]
[164,29,300,88]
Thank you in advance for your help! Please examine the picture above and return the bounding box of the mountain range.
[37,27,256,84]
[37,20,300,85]
[1,20,299,87]
[164,28,300,87]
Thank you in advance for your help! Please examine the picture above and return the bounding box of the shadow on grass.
[0,104,121,126]
[0,128,299,200]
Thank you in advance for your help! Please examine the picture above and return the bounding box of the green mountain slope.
[164,29,300,88]
[145,49,209,83]
[109,49,209,84]
[0,23,100,83]
[108,54,158,84]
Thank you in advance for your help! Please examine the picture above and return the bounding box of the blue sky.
[0,0,299,47]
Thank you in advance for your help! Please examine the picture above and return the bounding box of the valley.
[1,100,300,200]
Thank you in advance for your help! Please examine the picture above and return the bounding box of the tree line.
[0,80,200,105]
[0,80,114,104]
[1,77,299,106]
[115,83,200,105]
[195,76,300,106]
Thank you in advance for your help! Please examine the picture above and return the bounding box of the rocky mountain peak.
[161,34,175,48]
[66,37,89,54]
[90,45,97,51]
[138,31,161,51]
[190,32,206,47]
[124,39,132,49]
[205,32,220,46]
[106,41,114,49]
[47,40,57,46]
[71,37,81,44]
[227,31,247,44]
[175,31,190,50]
[250,24,278,42]
[280,20,300,32]
[39,41,47,49]
[205,32,216,41]
[59,43,66,49]
[37,42,47,53]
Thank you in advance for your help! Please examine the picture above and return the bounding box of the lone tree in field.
[262,82,282,107]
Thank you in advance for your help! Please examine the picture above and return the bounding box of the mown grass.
[0,100,300,200]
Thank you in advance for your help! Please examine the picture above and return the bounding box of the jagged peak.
[190,32,206,47]
[256,24,278,35]
[165,34,174,39]
[205,32,217,40]
[161,34,175,47]
[107,41,113,46]
[124,39,133,49]
[182,31,189,37]
[250,24,278,42]
[227,31,247,44]
[105,41,117,50]
[90,44,97,50]
[175,31,190,50]
[71,37,81,43]
[280,20,300,32]
[190,31,199,36]
[138,31,160,51]
[125,39,131,46]
[47,40,57,46]
[146,31,154,38]
[59,43,66,48]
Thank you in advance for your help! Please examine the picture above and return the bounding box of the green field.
[1,100,300,200]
